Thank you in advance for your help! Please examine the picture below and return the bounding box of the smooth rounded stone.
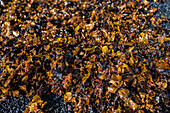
[55,103,59,107]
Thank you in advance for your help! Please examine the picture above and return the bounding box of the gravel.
[0,94,68,113]
[41,93,68,113]
[0,95,32,113]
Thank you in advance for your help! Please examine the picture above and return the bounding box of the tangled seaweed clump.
[0,0,169,112]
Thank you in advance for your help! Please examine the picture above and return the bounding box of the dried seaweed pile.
[0,0,169,112]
